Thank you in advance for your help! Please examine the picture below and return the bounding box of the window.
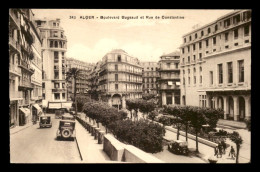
[117,55,121,62]
[54,41,58,48]
[147,84,149,88]
[115,64,118,71]
[62,93,65,99]
[200,75,202,83]
[188,46,190,52]
[50,41,53,48]
[206,39,209,47]
[234,29,239,39]
[194,76,196,84]
[208,28,211,34]
[195,33,197,39]
[238,60,244,82]
[184,38,186,43]
[182,58,185,63]
[227,62,233,83]
[53,22,56,27]
[188,69,190,74]
[193,55,196,61]
[210,71,213,85]
[43,93,45,99]
[183,78,185,85]
[167,63,171,68]
[218,64,223,84]
[224,18,231,27]
[193,44,196,51]
[199,42,202,49]
[115,84,118,90]
[42,82,45,88]
[62,83,65,88]
[242,11,251,21]
[55,83,59,88]
[182,48,185,54]
[225,32,229,41]
[215,24,218,32]
[199,53,202,61]
[189,35,192,41]
[175,63,178,69]
[115,74,118,81]
[213,37,216,45]
[244,25,249,36]
[233,14,240,24]
[54,93,60,100]
[201,30,204,37]
[54,71,59,79]
[188,56,190,62]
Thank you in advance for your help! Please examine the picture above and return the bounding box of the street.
[10,114,81,163]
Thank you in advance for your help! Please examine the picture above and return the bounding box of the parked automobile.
[168,140,189,155]
[55,109,65,119]
[39,115,52,128]
[61,113,75,121]
[56,120,76,140]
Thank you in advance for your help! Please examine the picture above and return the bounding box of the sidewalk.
[10,121,34,135]
[75,119,118,163]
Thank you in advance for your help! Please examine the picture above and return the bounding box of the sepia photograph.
[9,9,251,164]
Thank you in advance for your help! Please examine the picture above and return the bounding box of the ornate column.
[245,96,251,120]
[223,96,228,119]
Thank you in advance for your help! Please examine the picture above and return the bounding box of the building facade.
[9,9,42,127]
[180,10,251,121]
[140,62,159,95]
[158,52,181,106]
[66,58,94,99]
[98,49,143,109]
[34,18,68,110]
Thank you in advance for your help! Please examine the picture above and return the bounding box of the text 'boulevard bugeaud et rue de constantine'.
[70,15,185,20]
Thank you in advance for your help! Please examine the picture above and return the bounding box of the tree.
[66,68,81,115]
[126,99,135,119]
[139,99,155,119]
[229,131,243,163]
[148,110,159,121]
[244,118,251,131]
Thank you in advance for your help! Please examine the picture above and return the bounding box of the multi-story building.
[98,49,143,109]
[88,60,102,100]
[34,17,69,111]
[66,57,94,99]
[180,10,251,121]
[140,62,159,95]
[158,51,181,106]
[9,9,42,127]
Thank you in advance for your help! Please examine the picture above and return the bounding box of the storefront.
[19,107,30,126]
[32,104,42,121]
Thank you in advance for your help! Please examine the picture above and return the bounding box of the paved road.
[10,114,81,163]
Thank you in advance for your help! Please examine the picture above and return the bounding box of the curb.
[10,123,34,135]
[75,137,83,161]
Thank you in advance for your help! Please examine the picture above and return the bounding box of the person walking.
[229,146,236,160]
[221,140,226,154]
[214,146,219,158]
[218,144,223,158]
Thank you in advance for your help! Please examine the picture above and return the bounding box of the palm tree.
[229,131,243,163]
[66,68,81,115]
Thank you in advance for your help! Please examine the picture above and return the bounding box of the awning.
[33,104,42,113]
[19,108,30,117]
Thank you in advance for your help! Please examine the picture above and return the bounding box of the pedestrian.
[221,140,226,154]
[218,144,223,158]
[214,146,219,157]
[229,146,235,159]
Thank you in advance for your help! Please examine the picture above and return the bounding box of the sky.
[32,9,235,63]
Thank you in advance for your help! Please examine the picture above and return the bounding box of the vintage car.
[55,109,65,119]
[39,115,52,128]
[168,140,189,155]
[61,114,75,121]
[56,120,76,140]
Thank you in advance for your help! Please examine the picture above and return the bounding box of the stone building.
[158,51,181,106]
[9,9,42,127]
[98,49,143,109]
[180,9,251,121]
[140,62,159,95]
[66,58,94,99]
[34,17,70,111]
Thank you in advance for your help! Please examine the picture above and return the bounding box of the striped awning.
[19,108,30,117]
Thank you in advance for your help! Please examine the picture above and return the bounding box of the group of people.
[214,139,236,159]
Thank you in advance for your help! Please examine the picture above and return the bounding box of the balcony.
[158,76,180,81]
[52,88,66,93]
[18,80,33,90]
[9,64,21,76]
[18,60,34,75]
[9,9,20,29]
[159,85,180,90]
[9,37,21,54]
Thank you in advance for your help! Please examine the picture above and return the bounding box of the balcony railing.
[9,37,21,53]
